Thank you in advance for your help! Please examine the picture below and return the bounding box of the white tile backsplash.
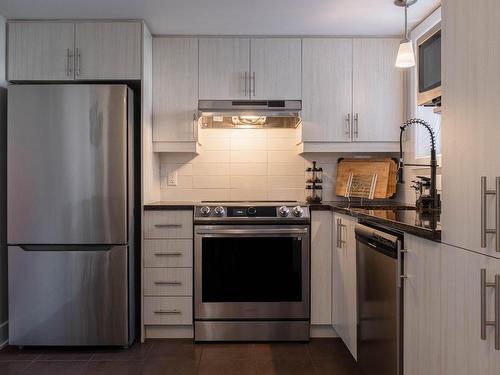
[159,127,398,202]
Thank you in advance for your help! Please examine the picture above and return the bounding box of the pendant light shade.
[396,40,415,68]
[394,0,417,68]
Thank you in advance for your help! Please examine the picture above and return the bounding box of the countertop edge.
[143,202,441,242]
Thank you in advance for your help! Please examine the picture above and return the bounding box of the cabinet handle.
[154,309,182,315]
[244,71,248,97]
[354,113,359,138]
[336,218,342,248]
[154,252,182,257]
[155,224,182,228]
[480,269,500,350]
[66,48,73,76]
[193,111,198,140]
[154,281,183,285]
[345,114,351,138]
[75,48,81,76]
[251,72,256,96]
[480,177,500,251]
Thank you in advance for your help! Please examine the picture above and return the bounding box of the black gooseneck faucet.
[398,118,439,210]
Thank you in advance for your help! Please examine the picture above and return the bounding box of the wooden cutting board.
[335,158,398,199]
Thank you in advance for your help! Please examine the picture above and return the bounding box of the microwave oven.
[417,22,441,106]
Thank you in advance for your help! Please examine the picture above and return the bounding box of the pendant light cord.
[404,4,408,41]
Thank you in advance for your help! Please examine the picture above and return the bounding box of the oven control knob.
[200,206,211,216]
[214,206,225,217]
[292,206,304,217]
[247,207,257,216]
[278,206,290,217]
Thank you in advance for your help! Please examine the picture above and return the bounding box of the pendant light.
[395,0,417,68]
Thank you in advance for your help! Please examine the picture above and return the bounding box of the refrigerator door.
[8,245,129,346]
[7,85,129,245]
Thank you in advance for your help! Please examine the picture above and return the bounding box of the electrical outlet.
[167,172,178,186]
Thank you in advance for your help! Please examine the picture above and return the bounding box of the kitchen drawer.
[144,239,193,268]
[144,296,193,325]
[144,268,192,296]
[144,210,193,239]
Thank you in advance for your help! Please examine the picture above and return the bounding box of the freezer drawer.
[8,245,130,346]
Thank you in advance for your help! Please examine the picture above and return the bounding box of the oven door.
[194,225,310,320]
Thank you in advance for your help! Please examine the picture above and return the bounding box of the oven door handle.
[196,228,309,235]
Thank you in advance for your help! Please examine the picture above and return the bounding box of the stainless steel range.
[194,202,311,342]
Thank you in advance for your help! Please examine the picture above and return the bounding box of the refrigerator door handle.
[19,245,114,252]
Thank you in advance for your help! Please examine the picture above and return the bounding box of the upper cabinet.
[7,22,76,81]
[441,0,500,258]
[74,22,141,80]
[199,38,250,100]
[7,21,142,81]
[302,38,353,143]
[352,39,403,142]
[153,38,199,152]
[301,38,403,152]
[250,38,302,99]
[199,37,301,100]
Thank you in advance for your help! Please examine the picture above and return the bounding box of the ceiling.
[0,0,440,36]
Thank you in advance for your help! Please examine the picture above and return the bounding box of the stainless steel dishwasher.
[355,221,404,375]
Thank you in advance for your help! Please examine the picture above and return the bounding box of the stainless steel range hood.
[198,100,302,129]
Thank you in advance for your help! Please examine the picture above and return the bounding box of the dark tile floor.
[0,338,359,375]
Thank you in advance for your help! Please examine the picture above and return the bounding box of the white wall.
[0,15,8,347]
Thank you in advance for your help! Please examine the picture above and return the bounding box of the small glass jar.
[306,185,323,203]
[306,161,323,183]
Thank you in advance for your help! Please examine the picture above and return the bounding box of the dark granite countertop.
[144,201,194,210]
[310,201,441,241]
[144,200,441,241]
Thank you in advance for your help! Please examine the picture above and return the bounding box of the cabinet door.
[352,39,402,142]
[250,38,301,100]
[302,39,353,142]
[403,234,441,375]
[153,38,198,142]
[199,38,250,100]
[332,216,348,343]
[344,216,357,360]
[311,211,332,325]
[332,213,357,360]
[441,0,500,258]
[441,244,500,375]
[7,22,75,81]
[75,22,141,80]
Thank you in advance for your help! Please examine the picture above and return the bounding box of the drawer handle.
[154,309,182,315]
[155,224,183,228]
[154,252,183,256]
[154,281,183,286]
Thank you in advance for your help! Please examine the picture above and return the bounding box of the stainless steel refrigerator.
[7,85,136,347]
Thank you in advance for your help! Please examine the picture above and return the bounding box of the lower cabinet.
[440,244,500,375]
[143,210,194,338]
[311,211,333,325]
[403,237,500,375]
[403,234,442,375]
[332,213,357,360]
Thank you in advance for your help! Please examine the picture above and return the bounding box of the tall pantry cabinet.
[439,0,500,374]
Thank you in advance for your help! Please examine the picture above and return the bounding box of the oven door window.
[201,237,302,302]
